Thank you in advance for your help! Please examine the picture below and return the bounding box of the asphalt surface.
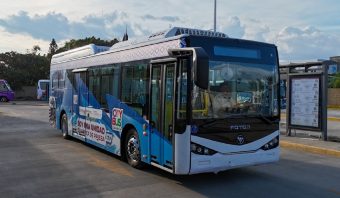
[0,101,340,198]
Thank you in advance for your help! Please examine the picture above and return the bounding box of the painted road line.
[281,141,340,158]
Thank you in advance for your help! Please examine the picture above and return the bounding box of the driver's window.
[0,82,8,92]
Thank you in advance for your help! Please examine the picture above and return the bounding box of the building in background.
[330,56,340,74]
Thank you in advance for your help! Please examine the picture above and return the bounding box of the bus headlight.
[261,136,279,150]
[191,143,217,155]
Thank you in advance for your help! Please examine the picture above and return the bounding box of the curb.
[328,117,340,122]
[281,141,340,158]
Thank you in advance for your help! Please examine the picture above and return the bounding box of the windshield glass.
[4,81,12,91]
[40,82,49,90]
[191,60,278,119]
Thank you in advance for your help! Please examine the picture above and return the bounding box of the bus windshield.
[191,60,279,119]
[4,81,12,91]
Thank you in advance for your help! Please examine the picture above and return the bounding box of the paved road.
[0,102,340,198]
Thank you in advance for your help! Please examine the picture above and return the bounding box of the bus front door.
[150,61,176,170]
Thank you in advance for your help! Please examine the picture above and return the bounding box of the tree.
[47,38,58,60]
[0,36,120,91]
[56,37,119,54]
[329,73,340,88]
[31,45,41,55]
[0,50,49,90]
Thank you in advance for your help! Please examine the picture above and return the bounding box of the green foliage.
[56,36,119,53]
[329,73,340,88]
[47,38,58,60]
[0,51,49,90]
[32,45,41,55]
[0,36,119,91]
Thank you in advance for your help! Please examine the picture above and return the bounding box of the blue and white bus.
[37,79,50,101]
[49,27,280,174]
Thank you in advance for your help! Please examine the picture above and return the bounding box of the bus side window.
[120,62,149,117]
[52,72,58,90]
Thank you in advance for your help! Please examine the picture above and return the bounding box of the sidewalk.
[281,113,340,122]
[280,135,340,158]
[0,100,48,106]
[280,109,340,141]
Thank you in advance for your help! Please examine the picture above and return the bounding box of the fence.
[14,86,36,100]
[328,88,340,106]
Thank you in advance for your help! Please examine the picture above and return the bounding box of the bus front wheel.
[125,129,143,168]
[61,114,69,139]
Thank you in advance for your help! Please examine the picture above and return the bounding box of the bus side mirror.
[193,48,209,89]
[168,47,209,89]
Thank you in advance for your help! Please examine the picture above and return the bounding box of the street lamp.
[214,0,217,32]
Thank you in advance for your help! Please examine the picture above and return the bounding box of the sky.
[0,0,340,61]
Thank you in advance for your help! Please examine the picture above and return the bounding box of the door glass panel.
[151,66,162,130]
[178,59,188,119]
[79,72,88,107]
[164,64,175,141]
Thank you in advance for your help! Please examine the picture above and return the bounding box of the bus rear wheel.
[0,96,8,102]
[125,129,144,168]
[61,114,69,139]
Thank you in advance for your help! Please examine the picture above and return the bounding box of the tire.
[61,114,70,139]
[0,96,8,102]
[125,129,144,168]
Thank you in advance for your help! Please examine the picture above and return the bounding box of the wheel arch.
[120,123,137,161]
[59,109,67,130]
[0,96,8,102]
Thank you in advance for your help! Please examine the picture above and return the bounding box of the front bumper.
[189,147,279,174]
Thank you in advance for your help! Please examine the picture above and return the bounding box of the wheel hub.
[127,136,140,161]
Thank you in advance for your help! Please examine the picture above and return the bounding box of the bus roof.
[51,44,110,64]
[50,27,276,70]
[109,27,227,51]
[50,27,227,65]
[38,79,50,83]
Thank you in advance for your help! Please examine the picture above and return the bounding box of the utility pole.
[214,0,217,32]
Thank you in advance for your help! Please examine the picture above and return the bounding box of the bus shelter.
[280,61,335,141]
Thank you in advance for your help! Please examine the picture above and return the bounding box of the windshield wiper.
[257,114,273,124]
[198,119,221,128]
[240,114,274,124]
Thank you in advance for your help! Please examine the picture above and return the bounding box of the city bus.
[49,27,280,174]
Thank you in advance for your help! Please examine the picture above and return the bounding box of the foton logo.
[236,135,246,145]
[230,125,251,130]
